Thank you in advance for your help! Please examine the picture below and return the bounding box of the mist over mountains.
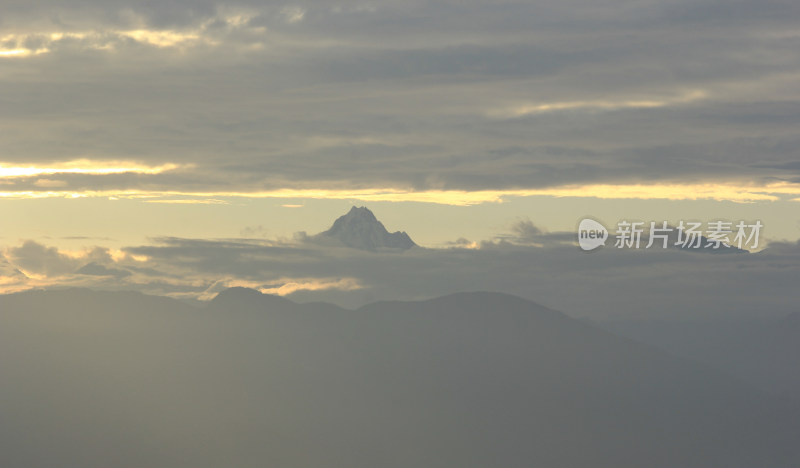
[1,205,799,321]
[1,287,797,467]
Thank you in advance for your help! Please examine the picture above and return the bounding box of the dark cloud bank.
[1,0,800,195]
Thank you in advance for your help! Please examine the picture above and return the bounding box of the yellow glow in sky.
[0,180,798,205]
[491,90,707,118]
[119,29,202,47]
[0,160,185,178]
[0,48,49,57]
[260,277,362,296]
[0,17,252,58]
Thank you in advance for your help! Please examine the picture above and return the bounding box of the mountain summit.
[318,206,416,251]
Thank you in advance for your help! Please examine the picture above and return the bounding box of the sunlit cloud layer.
[0,48,49,57]
[0,0,798,202]
[0,181,799,205]
[2,232,800,319]
[0,9,273,57]
[143,199,228,205]
[261,276,362,296]
[0,160,185,178]
[489,91,707,118]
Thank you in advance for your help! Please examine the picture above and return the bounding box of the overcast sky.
[1,0,799,317]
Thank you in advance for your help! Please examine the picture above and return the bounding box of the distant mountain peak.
[318,206,416,251]
[346,205,378,220]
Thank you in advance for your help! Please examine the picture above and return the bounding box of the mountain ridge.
[1,286,798,466]
[316,206,416,251]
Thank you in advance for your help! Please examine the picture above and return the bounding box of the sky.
[1,0,800,317]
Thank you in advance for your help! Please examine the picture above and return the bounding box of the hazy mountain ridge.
[600,311,800,399]
[0,287,798,467]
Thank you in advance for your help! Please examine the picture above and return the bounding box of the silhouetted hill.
[0,288,797,467]
[602,312,800,398]
[781,310,800,327]
[0,287,195,314]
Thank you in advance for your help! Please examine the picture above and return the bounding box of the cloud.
[0,0,799,316]
[33,179,67,188]
[5,241,84,277]
[445,238,480,249]
[143,198,227,204]
[239,225,272,238]
[2,241,144,283]
[279,6,306,24]
[0,254,28,281]
[0,0,797,200]
[0,161,185,178]
[2,227,798,320]
[510,219,542,241]
[76,262,132,278]
[2,180,800,204]
[488,91,707,118]
[260,277,362,296]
